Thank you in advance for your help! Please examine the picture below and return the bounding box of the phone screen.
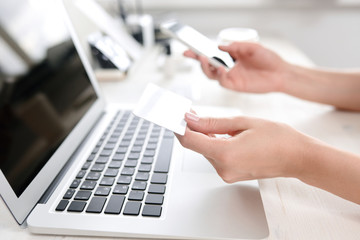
[163,22,234,69]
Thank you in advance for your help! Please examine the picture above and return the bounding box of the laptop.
[0,0,269,239]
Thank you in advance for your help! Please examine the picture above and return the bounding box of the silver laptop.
[0,1,269,239]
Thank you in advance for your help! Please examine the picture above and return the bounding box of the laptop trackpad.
[182,149,217,174]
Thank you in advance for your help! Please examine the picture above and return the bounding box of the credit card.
[133,83,192,135]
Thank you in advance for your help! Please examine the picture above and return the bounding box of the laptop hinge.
[38,112,105,204]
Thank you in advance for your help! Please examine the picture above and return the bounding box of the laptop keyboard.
[55,110,174,217]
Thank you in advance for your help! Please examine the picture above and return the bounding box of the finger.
[198,56,219,79]
[185,113,216,138]
[216,66,228,81]
[175,128,226,160]
[183,50,199,59]
[198,55,209,67]
[185,113,256,135]
[219,42,258,59]
[189,108,197,114]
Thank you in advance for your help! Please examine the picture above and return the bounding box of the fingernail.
[185,112,200,122]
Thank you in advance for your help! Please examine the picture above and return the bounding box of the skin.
[184,42,360,111]
[176,42,360,204]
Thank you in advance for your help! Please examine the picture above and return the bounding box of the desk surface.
[1,38,360,240]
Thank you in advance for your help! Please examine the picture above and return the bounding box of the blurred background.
[122,0,360,69]
[0,0,359,75]
[129,0,360,68]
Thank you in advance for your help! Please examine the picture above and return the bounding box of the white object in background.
[126,14,155,49]
[88,32,132,72]
[218,28,259,45]
[74,0,143,60]
[133,83,192,135]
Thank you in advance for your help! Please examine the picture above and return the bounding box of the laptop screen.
[0,5,97,197]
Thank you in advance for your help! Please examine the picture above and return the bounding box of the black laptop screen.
[0,24,97,197]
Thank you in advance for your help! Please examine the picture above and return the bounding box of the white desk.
[1,38,360,240]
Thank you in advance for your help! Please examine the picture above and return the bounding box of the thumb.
[184,112,254,135]
[219,42,258,60]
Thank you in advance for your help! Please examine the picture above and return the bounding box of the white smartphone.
[160,21,235,69]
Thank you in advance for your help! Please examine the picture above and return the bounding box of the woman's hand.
[176,112,311,182]
[184,42,289,93]
[176,112,360,204]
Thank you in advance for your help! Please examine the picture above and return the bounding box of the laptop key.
[93,145,100,153]
[123,201,142,216]
[128,153,140,160]
[91,164,105,172]
[111,132,121,138]
[144,150,155,157]
[104,143,116,150]
[100,149,112,156]
[95,156,109,164]
[70,179,81,188]
[112,153,125,161]
[116,147,127,154]
[150,132,160,138]
[86,197,107,213]
[151,173,168,184]
[154,138,174,173]
[81,162,91,170]
[136,134,146,140]
[138,164,152,172]
[87,154,96,162]
[107,137,118,143]
[117,175,132,185]
[67,201,86,212]
[63,189,75,199]
[148,184,166,194]
[100,177,115,186]
[95,186,111,196]
[132,181,147,191]
[128,191,145,201]
[122,134,133,141]
[131,146,142,153]
[133,139,144,146]
[56,200,69,211]
[141,157,153,164]
[76,170,86,179]
[108,160,122,169]
[163,130,174,138]
[135,172,149,181]
[142,205,162,217]
[145,194,164,205]
[104,168,119,177]
[113,184,129,194]
[74,190,92,201]
[86,172,101,181]
[121,167,135,176]
[119,141,131,147]
[124,160,138,168]
[80,181,97,190]
[148,138,158,144]
[104,195,125,214]
[152,125,161,131]
[146,143,157,150]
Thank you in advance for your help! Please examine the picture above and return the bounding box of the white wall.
[157,8,360,68]
[139,2,360,69]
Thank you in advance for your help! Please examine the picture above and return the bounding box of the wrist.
[290,134,333,184]
[278,63,303,94]
[282,131,322,180]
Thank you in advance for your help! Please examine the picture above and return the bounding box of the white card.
[133,83,192,135]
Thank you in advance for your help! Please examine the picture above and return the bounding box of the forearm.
[281,65,360,111]
[296,137,360,204]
